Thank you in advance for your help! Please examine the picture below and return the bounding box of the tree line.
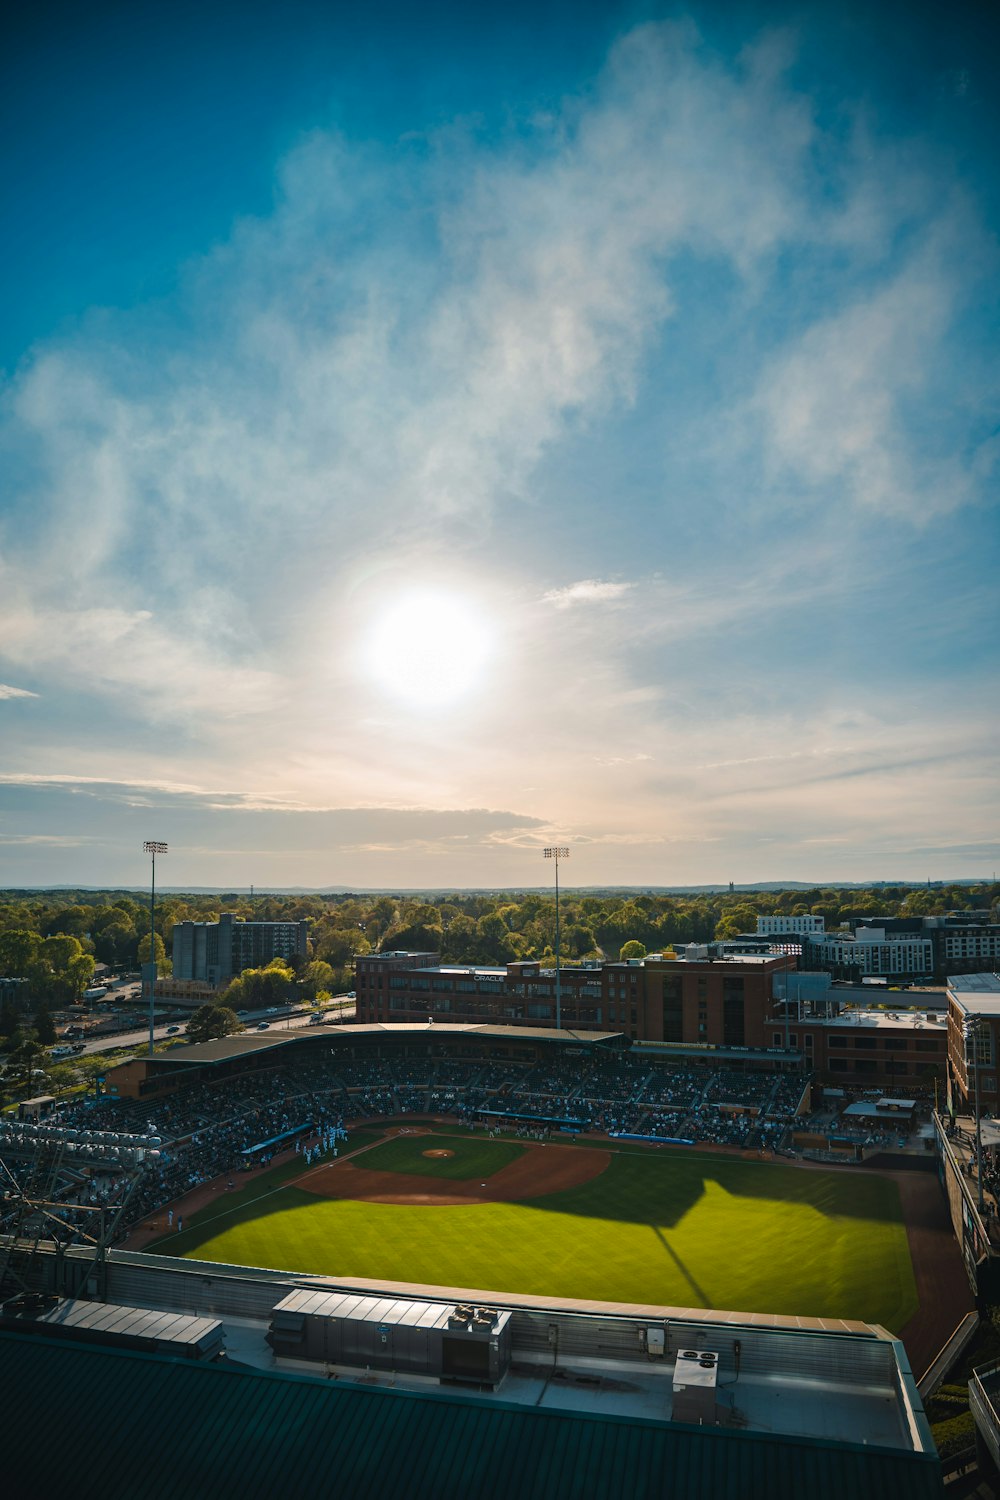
[1,880,996,991]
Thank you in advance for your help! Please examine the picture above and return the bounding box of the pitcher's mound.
[423,1149,454,1159]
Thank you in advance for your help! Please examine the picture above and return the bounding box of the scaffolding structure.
[0,1119,161,1301]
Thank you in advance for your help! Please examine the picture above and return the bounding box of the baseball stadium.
[0,1022,977,1497]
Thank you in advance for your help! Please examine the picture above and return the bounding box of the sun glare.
[364,591,494,708]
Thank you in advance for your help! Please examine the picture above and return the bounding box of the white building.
[756,914,825,936]
[805,928,933,978]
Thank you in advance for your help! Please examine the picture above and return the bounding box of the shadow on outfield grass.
[522,1150,906,1230]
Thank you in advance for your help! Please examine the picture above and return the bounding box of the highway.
[65,1002,354,1058]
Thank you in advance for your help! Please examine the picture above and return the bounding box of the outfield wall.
[28,1238,909,1392]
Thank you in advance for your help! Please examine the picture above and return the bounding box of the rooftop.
[948,973,1000,1018]
[0,1326,942,1500]
[800,1009,946,1032]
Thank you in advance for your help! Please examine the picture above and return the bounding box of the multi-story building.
[355,950,797,1049]
[756,914,825,936]
[172,913,310,989]
[803,927,933,981]
[922,916,1000,979]
[946,972,1000,1116]
[354,952,609,1029]
[354,947,950,1090]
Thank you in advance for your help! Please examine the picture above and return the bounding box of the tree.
[137,932,169,974]
[0,999,19,1043]
[92,915,138,967]
[221,962,294,1011]
[8,1037,45,1087]
[185,1006,243,1043]
[66,953,96,1000]
[33,1003,56,1046]
[299,961,335,1001]
[619,940,646,961]
[0,929,41,977]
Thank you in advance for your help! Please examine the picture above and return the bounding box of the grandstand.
[0,1022,961,1497]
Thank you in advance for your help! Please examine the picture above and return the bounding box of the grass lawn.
[160,1134,918,1330]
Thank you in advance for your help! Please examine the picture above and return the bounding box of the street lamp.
[962,1012,986,1215]
[543,847,569,1030]
[143,841,168,1057]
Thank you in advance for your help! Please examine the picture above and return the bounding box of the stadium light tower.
[143,841,168,1057]
[543,847,569,1030]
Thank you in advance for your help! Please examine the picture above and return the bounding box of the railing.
[970,1366,1000,1473]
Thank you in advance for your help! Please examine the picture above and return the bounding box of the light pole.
[963,1012,985,1215]
[543,847,569,1030]
[143,841,168,1057]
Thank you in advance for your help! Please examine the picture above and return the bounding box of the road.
[68,1003,354,1058]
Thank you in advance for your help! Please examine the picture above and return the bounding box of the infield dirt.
[302,1138,611,1205]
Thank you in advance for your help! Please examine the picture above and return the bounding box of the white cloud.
[748,214,997,522]
[542,580,635,610]
[0,22,994,886]
[0,683,38,700]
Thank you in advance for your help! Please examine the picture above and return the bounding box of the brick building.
[354,947,950,1090]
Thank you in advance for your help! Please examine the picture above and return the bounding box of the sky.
[0,0,998,891]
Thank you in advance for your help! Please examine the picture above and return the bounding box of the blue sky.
[1,0,997,889]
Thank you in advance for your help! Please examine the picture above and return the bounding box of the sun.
[364,590,494,708]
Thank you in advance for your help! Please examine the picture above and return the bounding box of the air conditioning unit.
[672,1348,719,1426]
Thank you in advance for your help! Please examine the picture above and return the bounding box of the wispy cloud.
[542,580,635,610]
[0,20,995,885]
[0,683,38,700]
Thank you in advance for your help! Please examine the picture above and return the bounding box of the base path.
[301,1139,611,1206]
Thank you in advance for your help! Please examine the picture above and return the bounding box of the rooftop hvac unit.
[672,1349,719,1427]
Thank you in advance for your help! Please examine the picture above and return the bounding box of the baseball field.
[156,1125,923,1330]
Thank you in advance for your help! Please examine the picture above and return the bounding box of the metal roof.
[145,1023,623,1068]
[0,1331,943,1500]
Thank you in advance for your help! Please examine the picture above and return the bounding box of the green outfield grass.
[159,1131,918,1330]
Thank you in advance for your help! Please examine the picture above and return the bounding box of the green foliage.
[185,1005,244,1043]
[298,960,335,1000]
[33,1004,56,1045]
[0,881,997,982]
[930,1409,975,1459]
[137,932,169,974]
[619,940,646,961]
[222,963,293,1011]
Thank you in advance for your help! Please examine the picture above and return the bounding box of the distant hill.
[0,879,983,897]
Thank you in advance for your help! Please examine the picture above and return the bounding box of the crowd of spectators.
[14,1053,822,1245]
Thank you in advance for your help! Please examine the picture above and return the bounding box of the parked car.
[256,1021,270,1031]
[166,1026,181,1034]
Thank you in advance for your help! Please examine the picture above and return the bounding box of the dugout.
[268,1288,512,1387]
